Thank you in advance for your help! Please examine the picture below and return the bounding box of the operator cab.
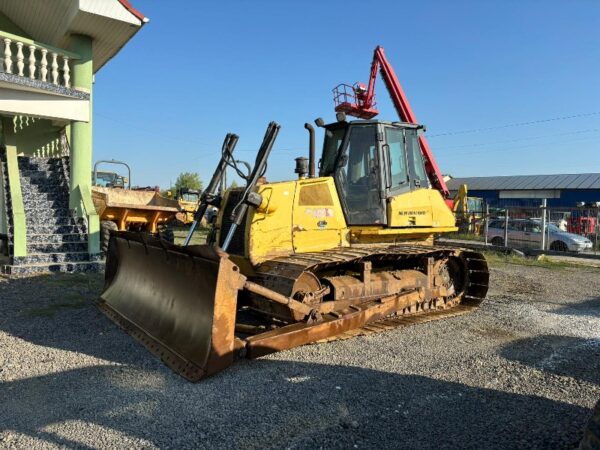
[93,171,126,188]
[178,188,201,203]
[319,120,430,225]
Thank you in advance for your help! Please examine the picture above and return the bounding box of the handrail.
[4,146,27,257]
[0,30,80,60]
[76,184,100,255]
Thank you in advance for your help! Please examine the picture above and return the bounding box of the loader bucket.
[98,232,245,381]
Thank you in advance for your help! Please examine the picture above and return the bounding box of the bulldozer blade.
[98,232,245,381]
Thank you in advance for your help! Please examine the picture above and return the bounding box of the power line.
[427,111,600,137]
[436,128,600,151]
[97,110,600,159]
[439,134,600,157]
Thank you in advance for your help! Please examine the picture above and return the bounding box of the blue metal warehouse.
[447,173,600,208]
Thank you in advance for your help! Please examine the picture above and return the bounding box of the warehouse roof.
[447,173,600,191]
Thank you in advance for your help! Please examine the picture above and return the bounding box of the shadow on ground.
[0,272,150,367]
[499,335,600,385]
[553,297,600,318]
[0,273,596,448]
[0,361,590,450]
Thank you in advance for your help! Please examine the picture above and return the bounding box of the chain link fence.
[449,202,600,255]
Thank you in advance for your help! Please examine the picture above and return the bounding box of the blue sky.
[93,0,600,188]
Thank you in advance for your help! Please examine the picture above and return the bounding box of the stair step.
[19,163,65,170]
[7,203,71,213]
[22,202,70,212]
[18,161,67,169]
[20,180,70,189]
[2,261,103,276]
[26,242,88,253]
[18,166,66,174]
[20,175,68,183]
[22,197,70,207]
[10,224,87,235]
[26,215,82,226]
[26,233,87,244]
[13,252,100,264]
[19,168,65,180]
[18,156,69,163]
[21,189,70,197]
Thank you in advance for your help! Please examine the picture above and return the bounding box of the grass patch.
[445,233,484,242]
[25,273,104,317]
[44,273,103,290]
[27,294,89,317]
[173,226,208,245]
[482,251,594,270]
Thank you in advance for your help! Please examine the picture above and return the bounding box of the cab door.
[334,124,387,225]
[383,125,436,228]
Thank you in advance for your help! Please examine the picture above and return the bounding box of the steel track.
[254,243,490,306]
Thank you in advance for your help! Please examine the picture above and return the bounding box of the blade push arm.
[183,133,239,246]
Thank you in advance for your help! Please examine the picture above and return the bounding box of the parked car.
[487,218,593,252]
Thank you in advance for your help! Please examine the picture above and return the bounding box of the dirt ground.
[0,257,598,449]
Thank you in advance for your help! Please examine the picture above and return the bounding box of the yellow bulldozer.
[174,188,201,225]
[98,46,489,381]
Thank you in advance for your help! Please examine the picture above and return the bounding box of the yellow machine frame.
[217,176,456,266]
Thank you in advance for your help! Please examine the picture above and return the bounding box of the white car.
[487,218,593,252]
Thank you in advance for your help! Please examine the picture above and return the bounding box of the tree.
[173,172,203,193]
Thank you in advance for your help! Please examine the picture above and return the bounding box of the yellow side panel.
[247,177,349,264]
[388,189,455,228]
[247,181,296,264]
[291,177,349,253]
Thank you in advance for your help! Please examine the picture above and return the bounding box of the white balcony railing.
[0,30,80,89]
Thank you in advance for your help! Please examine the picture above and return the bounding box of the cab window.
[385,127,408,188]
[320,127,346,176]
[336,125,385,225]
[406,129,429,187]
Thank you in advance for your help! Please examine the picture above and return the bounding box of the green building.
[0,0,147,275]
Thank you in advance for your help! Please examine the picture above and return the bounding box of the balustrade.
[0,31,79,90]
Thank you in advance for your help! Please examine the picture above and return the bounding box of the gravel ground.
[0,260,599,449]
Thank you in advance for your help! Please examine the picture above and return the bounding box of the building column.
[70,34,99,254]
[70,34,93,202]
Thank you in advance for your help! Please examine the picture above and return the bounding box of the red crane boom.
[333,46,450,199]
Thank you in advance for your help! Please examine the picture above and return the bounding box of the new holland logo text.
[398,210,427,216]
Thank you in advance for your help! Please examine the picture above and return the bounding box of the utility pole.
[484,203,489,246]
[541,199,547,251]
[504,210,509,247]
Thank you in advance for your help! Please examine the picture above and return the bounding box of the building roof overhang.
[0,0,148,72]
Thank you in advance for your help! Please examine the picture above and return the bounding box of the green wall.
[10,116,64,157]
[0,122,6,235]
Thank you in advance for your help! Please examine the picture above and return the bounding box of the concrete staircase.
[0,153,102,276]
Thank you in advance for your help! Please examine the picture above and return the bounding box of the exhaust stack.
[304,123,316,178]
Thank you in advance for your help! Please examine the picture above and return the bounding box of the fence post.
[504,209,509,247]
[484,203,489,246]
[594,209,600,254]
[541,199,547,251]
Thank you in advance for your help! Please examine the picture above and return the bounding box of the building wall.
[0,116,64,157]
[10,116,64,157]
[0,157,5,235]
[468,189,600,208]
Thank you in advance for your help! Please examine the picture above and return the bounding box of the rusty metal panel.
[245,290,422,358]
[98,232,244,381]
